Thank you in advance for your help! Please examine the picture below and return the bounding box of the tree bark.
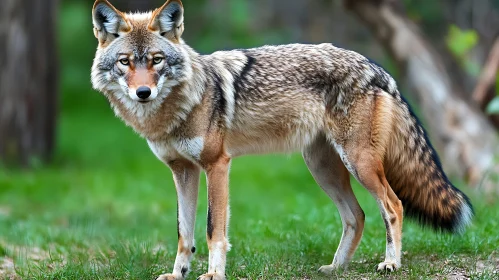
[344,0,498,186]
[473,37,499,127]
[473,38,499,108]
[0,0,58,167]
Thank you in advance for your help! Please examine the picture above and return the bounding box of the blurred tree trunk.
[473,37,499,126]
[344,0,498,186]
[0,0,58,167]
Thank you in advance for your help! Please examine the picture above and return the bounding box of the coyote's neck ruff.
[91,1,473,279]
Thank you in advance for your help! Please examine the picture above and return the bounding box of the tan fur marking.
[371,91,395,160]
[127,68,157,89]
[205,152,231,275]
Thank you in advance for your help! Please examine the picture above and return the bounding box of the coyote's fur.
[91,1,473,279]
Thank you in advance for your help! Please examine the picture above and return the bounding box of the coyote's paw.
[196,272,225,280]
[376,261,398,272]
[318,264,344,275]
[156,273,183,280]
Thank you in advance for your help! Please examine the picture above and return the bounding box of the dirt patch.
[0,257,18,279]
[421,253,499,280]
[475,255,499,278]
[313,253,499,280]
[0,240,66,277]
[443,269,470,280]
[0,241,50,262]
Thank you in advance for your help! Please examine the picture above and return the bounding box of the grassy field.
[1,92,499,280]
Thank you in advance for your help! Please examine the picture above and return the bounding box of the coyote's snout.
[91,1,473,279]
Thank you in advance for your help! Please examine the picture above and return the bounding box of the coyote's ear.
[149,0,184,41]
[92,0,130,43]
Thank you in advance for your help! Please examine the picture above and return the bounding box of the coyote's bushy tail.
[384,94,473,233]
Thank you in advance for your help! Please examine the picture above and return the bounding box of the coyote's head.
[91,0,190,105]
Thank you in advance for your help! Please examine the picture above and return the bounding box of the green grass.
[1,94,499,280]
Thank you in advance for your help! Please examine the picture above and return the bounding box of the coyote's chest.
[147,137,205,164]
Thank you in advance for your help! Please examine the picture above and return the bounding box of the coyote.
[91,0,473,279]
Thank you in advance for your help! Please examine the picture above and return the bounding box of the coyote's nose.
[136,86,151,100]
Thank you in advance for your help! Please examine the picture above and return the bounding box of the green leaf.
[486,96,499,114]
[446,25,478,57]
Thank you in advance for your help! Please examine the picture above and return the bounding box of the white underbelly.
[225,125,322,157]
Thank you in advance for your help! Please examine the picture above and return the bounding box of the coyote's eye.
[153,57,164,65]
[119,58,130,66]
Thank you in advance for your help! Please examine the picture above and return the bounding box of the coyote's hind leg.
[343,150,403,271]
[303,135,365,274]
[325,91,404,271]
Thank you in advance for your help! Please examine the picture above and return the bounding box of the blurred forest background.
[1,0,499,185]
[1,0,499,279]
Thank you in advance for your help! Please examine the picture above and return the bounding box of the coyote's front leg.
[197,155,231,280]
[157,159,200,280]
